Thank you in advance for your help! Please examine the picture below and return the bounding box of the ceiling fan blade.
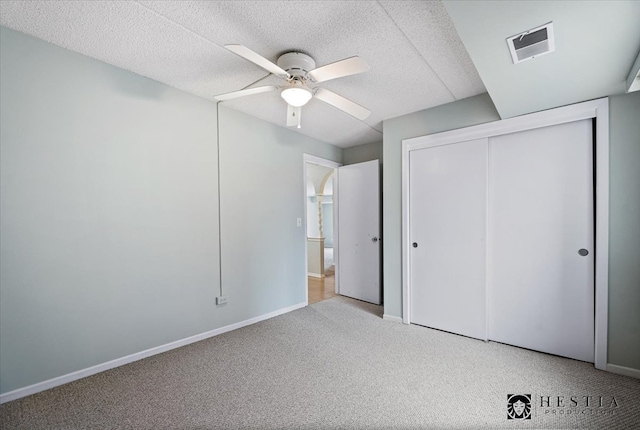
[215,85,278,101]
[287,104,302,128]
[314,88,371,120]
[308,57,370,83]
[224,45,290,79]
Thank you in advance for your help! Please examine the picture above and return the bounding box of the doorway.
[304,155,341,305]
[304,155,382,306]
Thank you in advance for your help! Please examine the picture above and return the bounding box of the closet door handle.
[412,242,418,248]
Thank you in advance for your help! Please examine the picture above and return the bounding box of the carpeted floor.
[1,296,639,429]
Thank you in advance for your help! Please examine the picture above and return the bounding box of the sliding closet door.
[410,139,487,340]
[488,120,594,362]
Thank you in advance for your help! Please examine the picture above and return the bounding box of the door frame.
[303,154,342,305]
[401,98,609,370]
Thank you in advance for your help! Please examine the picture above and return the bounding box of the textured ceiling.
[0,1,486,148]
[444,1,640,119]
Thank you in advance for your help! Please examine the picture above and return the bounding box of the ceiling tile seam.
[363,123,383,135]
[375,0,456,101]
[132,1,227,53]
[133,0,381,137]
[241,73,272,91]
[133,1,275,98]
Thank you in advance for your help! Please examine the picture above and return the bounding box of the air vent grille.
[507,22,555,64]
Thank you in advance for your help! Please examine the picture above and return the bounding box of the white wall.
[307,196,321,238]
[306,195,334,245]
[322,200,334,248]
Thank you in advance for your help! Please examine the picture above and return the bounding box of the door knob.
[412,242,418,248]
[371,237,378,243]
[578,248,589,256]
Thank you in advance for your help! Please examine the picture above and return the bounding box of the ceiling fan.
[215,45,371,128]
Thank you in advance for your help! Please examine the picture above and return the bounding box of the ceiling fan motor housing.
[277,52,316,79]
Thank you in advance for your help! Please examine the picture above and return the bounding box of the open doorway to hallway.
[308,271,336,304]
[304,155,340,305]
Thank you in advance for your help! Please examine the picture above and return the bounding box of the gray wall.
[381,94,500,317]
[0,27,340,395]
[219,106,340,321]
[0,27,219,394]
[608,91,640,370]
[343,141,383,165]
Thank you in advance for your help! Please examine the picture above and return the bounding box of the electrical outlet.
[216,296,228,305]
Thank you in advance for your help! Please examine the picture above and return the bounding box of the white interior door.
[337,160,380,304]
[488,120,594,362]
[409,139,487,340]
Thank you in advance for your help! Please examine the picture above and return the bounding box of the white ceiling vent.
[507,22,555,64]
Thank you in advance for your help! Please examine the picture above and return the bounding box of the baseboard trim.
[383,314,403,323]
[0,301,307,404]
[606,363,640,379]
[307,272,324,278]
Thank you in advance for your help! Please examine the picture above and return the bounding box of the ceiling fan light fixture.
[217,45,370,120]
[281,82,313,107]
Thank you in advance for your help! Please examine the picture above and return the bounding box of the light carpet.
[1,296,639,429]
